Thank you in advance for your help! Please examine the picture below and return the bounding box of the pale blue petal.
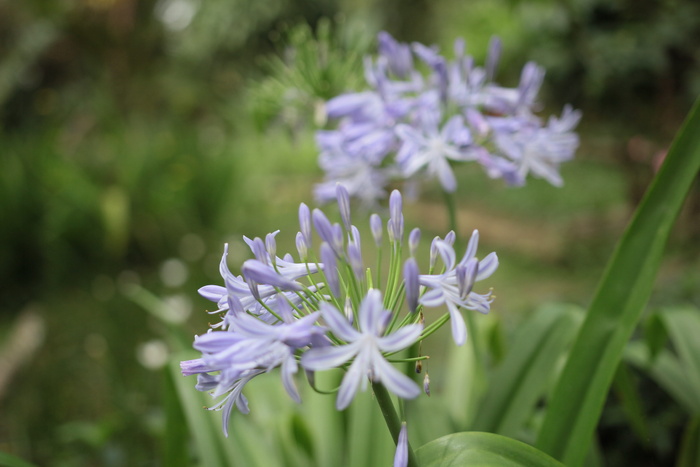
[336,347,370,410]
[301,342,359,371]
[199,285,225,302]
[477,252,498,280]
[281,357,301,404]
[359,289,385,336]
[434,240,456,270]
[419,288,446,307]
[377,324,423,353]
[372,351,421,399]
[448,303,467,346]
[320,302,360,342]
[461,230,479,264]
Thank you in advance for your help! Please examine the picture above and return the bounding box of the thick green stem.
[372,382,419,467]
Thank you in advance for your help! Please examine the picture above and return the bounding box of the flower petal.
[301,342,359,371]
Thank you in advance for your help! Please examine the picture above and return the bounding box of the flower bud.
[408,228,421,257]
[403,258,420,313]
[299,203,312,248]
[336,183,352,231]
[320,242,340,297]
[370,213,382,247]
[296,231,308,261]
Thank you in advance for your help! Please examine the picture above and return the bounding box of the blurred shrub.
[246,17,371,134]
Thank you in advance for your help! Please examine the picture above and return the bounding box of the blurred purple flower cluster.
[315,32,581,206]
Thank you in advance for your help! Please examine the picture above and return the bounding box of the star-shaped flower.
[302,290,422,409]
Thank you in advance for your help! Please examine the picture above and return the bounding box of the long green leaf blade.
[417,432,564,467]
[535,97,700,466]
[472,304,582,437]
[625,342,700,414]
[660,307,700,393]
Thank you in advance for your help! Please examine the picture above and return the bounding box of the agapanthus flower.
[418,230,498,346]
[180,188,498,464]
[302,290,423,409]
[315,31,581,204]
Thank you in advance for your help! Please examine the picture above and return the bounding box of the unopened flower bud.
[296,232,308,261]
[409,228,421,257]
[299,203,311,248]
[344,297,354,325]
[403,258,420,313]
[336,184,352,231]
[320,242,340,297]
[265,231,278,264]
[370,213,382,247]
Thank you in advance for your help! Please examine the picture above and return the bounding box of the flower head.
[315,32,580,201]
[181,189,498,444]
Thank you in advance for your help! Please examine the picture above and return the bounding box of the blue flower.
[314,31,581,200]
[181,298,325,435]
[396,110,476,192]
[302,290,422,410]
[419,230,498,345]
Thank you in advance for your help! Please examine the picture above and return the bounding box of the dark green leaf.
[473,304,583,437]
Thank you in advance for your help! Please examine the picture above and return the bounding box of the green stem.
[442,189,459,240]
[371,382,419,467]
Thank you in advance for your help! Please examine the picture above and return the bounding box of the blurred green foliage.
[0,0,699,465]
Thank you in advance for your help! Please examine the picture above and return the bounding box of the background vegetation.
[1,0,699,465]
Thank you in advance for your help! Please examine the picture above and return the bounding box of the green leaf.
[299,370,345,467]
[416,432,564,467]
[643,312,669,360]
[625,307,700,414]
[611,362,650,445]
[625,342,700,414]
[163,363,190,467]
[166,354,230,467]
[472,304,583,437]
[658,307,700,394]
[535,96,700,467]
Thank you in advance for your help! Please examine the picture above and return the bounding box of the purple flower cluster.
[181,186,498,436]
[315,32,581,205]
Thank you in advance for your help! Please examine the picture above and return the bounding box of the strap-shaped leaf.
[417,432,564,466]
[472,304,583,437]
[536,97,700,466]
[625,342,700,414]
[625,306,700,414]
[658,307,700,394]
